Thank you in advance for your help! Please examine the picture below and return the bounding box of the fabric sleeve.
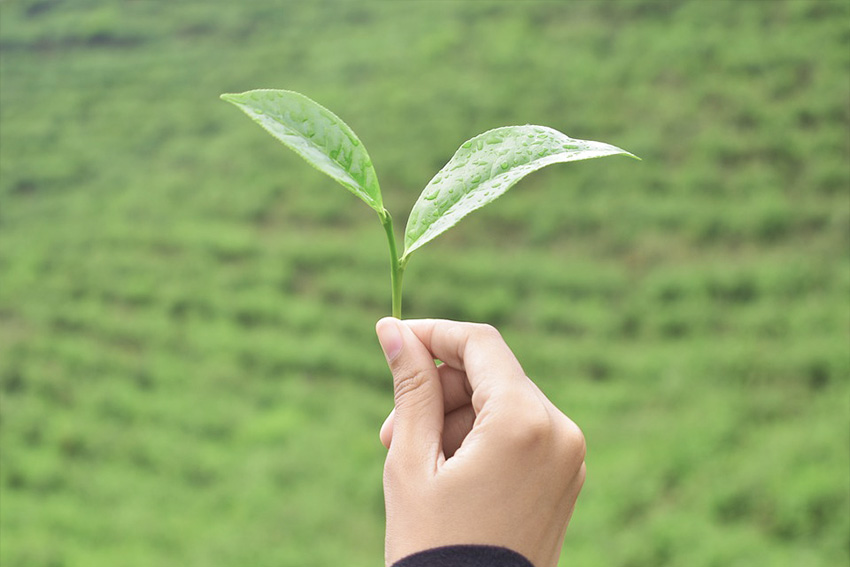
[391,544,535,567]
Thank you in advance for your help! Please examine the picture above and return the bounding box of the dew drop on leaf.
[404,124,635,256]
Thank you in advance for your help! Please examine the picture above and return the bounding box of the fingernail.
[376,318,403,362]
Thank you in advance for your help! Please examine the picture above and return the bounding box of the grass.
[1,1,848,566]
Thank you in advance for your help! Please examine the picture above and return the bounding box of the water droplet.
[471,174,481,183]
[500,162,509,170]
[462,141,472,149]
[424,192,438,201]
[351,138,360,146]
[432,176,442,184]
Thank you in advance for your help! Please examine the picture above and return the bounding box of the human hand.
[376,318,587,567]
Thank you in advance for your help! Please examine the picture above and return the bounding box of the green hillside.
[1,1,848,566]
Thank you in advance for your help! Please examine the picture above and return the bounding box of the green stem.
[380,210,406,319]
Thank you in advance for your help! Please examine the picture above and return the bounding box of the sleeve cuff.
[391,544,535,567]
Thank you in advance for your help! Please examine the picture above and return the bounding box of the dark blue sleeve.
[391,545,535,567]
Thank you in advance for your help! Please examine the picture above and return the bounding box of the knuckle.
[505,409,554,449]
[577,461,587,488]
[393,366,431,406]
[554,416,587,462]
[568,420,588,459]
[471,322,502,341]
[444,324,468,357]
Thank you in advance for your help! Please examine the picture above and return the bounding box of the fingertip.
[375,316,400,338]
[376,316,400,327]
[376,317,403,362]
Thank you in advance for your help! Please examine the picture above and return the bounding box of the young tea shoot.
[221,89,638,318]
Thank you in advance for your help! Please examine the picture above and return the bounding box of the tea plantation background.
[1,1,848,566]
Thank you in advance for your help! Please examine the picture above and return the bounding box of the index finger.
[402,319,526,395]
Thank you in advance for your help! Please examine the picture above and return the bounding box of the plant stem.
[380,210,405,319]
[393,259,406,319]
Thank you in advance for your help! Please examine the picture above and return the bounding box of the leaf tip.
[609,144,641,161]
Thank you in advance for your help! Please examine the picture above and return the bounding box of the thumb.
[376,317,444,470]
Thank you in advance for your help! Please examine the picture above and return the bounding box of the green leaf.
[220,89,383,213]
[403,125,637,258]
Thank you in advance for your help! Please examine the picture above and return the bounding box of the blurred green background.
[1,1,848,566]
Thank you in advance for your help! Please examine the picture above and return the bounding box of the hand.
[376,318,587,567]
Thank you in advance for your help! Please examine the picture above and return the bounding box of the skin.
[376,318,587,567]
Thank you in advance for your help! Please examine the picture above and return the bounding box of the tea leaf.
[221,90,383,213]
[403,125,637,258]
